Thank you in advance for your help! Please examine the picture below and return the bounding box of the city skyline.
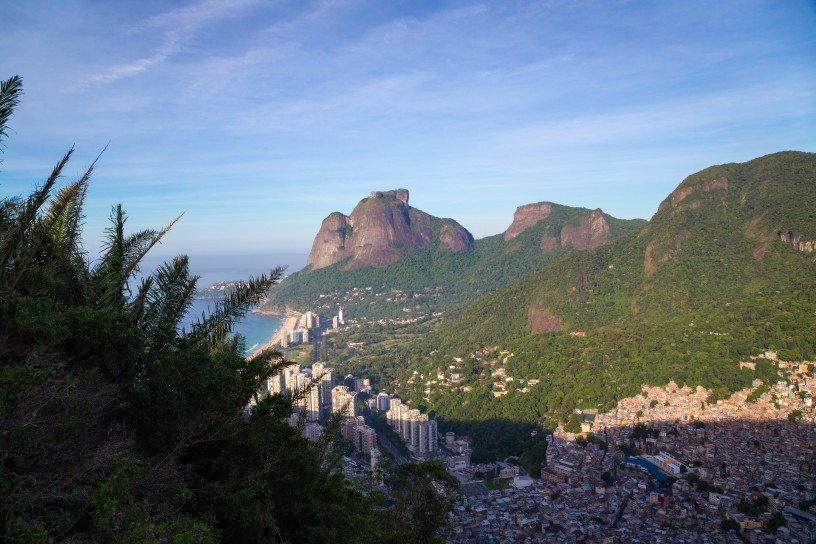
[2,0,814,260]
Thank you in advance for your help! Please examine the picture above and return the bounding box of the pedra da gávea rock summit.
[306,189,474,270]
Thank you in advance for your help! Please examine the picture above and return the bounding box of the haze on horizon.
[1,0,814,259]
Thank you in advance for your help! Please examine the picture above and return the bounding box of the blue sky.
[1,0,814,265]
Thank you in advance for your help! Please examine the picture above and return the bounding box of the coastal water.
[139,253,306,357]
[184,299,284,357]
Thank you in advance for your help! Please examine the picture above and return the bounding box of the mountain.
[335,151,816,461]
[264,192,646,319]
[442,151,815,345]
[306,189,473,270]
[504,202,613,249]
[395,152,815,443]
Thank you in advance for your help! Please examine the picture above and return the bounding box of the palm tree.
[1,74,410,543]
[0,75,22,156]
[0,74,283,359]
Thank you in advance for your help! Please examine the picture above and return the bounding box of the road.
[370,425,408,465]
[312,329,322,362]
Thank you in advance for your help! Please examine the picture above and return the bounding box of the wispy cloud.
[492,82,816,150]
[69,0,260,91]
[4,0,814,254]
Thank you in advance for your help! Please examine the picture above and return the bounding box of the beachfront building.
[303,311,319,329]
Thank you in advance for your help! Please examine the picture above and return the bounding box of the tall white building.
[312,363,334,411]
[331,385,356,417]
[385,399,438,455]
[292,369,319,422]
[304,376,320,422]
[387,398,407,430]
[402,409,420,442]
[264,371,285,396]
[408,411,425,448]
[282,364,300,392]
[304,311,319,329]
[265,363,301,396]
[355,425,378,454]
[418,419,438,454]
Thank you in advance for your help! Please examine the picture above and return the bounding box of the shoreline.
[247,312,300,360]
[251,308,287,316]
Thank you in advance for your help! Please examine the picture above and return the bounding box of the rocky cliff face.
[778,230,815,253]
[306,189,474,270]
[560,209,611,250]
[503,202,612,250]
[504,203,553,241]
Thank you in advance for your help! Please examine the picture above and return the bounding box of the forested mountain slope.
[442,151,815,355]
[385,152,816,459]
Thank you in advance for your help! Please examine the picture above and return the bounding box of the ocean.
[140,253,306,357]
[185,298,285,356]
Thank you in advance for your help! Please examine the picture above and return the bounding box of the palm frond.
[187,267,284,349]
[91,208,185,311]
[122,212,183,280]
[122,228,159,273]
[138,256,198,354]
[92,204,128,310]
[128,276,154,325]
[0,148,74,294]
[0,75,23,151]
[45,181,84,244]
[43,146,103,257]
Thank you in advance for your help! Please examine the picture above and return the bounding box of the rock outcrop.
[504,203,553,241]
[778,230,815,253]
[306,189,474,270]
[504,202,613,250]
[670,176,729,206]
[560,209,611,250]
[439,223,474,253]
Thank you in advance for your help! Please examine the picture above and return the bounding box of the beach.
[247,313,300,359]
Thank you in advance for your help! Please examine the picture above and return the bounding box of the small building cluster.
[281,307,345,348]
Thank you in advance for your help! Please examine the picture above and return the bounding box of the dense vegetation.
[0,76,457,543]
[420,152,815,454]
[263,204,645,320]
